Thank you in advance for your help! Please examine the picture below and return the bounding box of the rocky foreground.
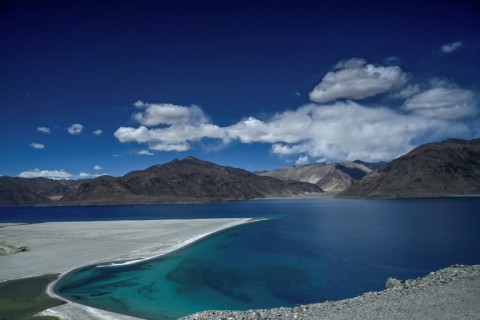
[182,264,480,320]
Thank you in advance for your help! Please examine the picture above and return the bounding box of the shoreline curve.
[0,218,258,320]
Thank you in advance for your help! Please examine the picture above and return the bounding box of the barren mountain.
[339,138,480,198]
[56,157,322,205]
[259,161,372,191]
[0,177,72,205]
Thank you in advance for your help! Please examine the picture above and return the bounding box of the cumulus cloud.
[93,129,103,135]
[295,155,310,165]
[403,83,476,119]
[115,58,478,162]
[94,165,102,170]
[37,127,50,134]
[79,172,92,178]
[271,144,308,155]
[137,149,154,156]
[263,101,468,161]
[117,100,470,162]
[150,142,190,152]
[133,101,208,127]
[391,84,421,99]
[30,143,45,149]
[309,58,408,103]
[18,169,72,180]
[115,103,224,152]
[441,41,462,53]
[68,123,84,135]
[79,172,108,178]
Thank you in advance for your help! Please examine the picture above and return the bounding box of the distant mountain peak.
[177,156,221,170]
[182,156,201,162]
[259,161,372,191]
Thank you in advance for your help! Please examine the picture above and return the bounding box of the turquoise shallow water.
[9,198,479,320]
[56,224,302,319]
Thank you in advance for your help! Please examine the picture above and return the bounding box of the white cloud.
[68,123,84,135]
[78,172,108,179]
[133,100,145,108]
[79,172,92,178]
[93,129,103,135]
[115,58,478,162]
[271,144,308,155]
[334,57,367,69]
[94,165,102,170]
[263,101,468,162]
[133,101,208,127]
[403,84,476,120]
[115,126,151,143]
[30,143,45,149]
[137,149,154,156]
[150,142,190,152]
[309,58,408,103]
[37,127,50,134]
[391,84,421,99]
[115,114,224,152]
[441,41,462,53]
[18,169,72,180]
[117,100,469,162]
[295,155,310,165]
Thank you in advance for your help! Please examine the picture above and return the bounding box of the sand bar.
[0,218,254,281]
[0,218,254,319]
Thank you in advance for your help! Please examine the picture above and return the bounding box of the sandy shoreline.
[0,218,256,319]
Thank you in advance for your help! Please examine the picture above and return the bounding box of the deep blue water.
[2,198,480,319]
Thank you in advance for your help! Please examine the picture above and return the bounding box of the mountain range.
[0,157,321,206]
[1,138,479,206]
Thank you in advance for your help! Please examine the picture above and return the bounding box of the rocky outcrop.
[259,161,372,191]
[340,138,480,198]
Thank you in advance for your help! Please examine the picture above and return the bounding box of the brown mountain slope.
[60,157,323,205]
[339,138,480,198]
[259,161,372,191]
[0,177,72,205]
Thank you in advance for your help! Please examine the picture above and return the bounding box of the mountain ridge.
[2,138,480,205]
[339,138,480,198]
[0,157,322,206]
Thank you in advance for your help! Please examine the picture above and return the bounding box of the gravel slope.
[182,264,480,320]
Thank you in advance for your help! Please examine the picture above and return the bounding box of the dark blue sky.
[1,0,479,178]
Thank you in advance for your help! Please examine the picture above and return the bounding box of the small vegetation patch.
[0,274,64,320]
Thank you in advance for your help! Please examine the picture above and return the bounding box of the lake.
[2,198,480,319]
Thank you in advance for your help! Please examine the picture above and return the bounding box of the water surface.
[3,198,480,319]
